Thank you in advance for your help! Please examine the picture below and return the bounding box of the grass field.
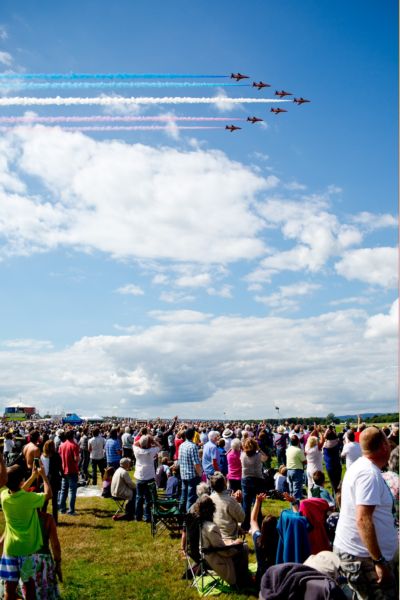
[0,492,285,600]
[53,495,285,600]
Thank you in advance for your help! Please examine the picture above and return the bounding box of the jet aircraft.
[225,124,241,132]
[275,90,292,97]
[270,108,287,114]
[230,72,249,81]
[293,97,311,105]
[252,81,270,90]
[247,116,264,123]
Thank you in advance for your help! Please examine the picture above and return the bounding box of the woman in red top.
[173,429,185,460]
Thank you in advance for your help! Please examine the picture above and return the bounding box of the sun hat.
[222,429,233,439]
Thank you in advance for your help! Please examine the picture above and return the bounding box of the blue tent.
[62,413,83,425]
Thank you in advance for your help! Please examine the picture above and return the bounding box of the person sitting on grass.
[310,470,335,507]
[0,463,52,600]
[249,493,278,589]
[192,495,251,589]
[274,465,289,493]
[110,458,136,521]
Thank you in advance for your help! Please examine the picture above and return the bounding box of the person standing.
[121,427,134,460]
[88,428,106,485]
[133,435,160,522]
[58,430,80,516]
[0,463,52,600]
[286,435,307,500]
[202,431,220,479]
[334,427,398,600]
[105,429,122,470]
[341,430,362,470]
[178,427,202,512]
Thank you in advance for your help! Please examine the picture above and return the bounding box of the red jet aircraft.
[270,108,287,114]
[225,124,242,132]
[293,97,311,105]
[247,116,264,123]
[252,81,271,90]
[275,90,292,97]
[230,72,249,81]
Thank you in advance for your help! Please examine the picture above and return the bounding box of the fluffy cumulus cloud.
[247,196,363,283]
[0,308,396,418]
[0,126,269,263]
[335,247,397,288]
[116,284,145,296]
[364,299,398,339]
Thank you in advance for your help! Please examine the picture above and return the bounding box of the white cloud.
[0,26,8,40]
[335,247,397,288]
[0,126,268,263]
[213,88,241,112]
[351,212,397,231]
[207,285,233,298]
[175,273,211,288]
[0,308,396,418]
[255,282,320,312]
[0,51,12,66]
[248,196,363,282]
[152,274,169,285]
[159,291,195,304]
[2,339,53,351]
[116,284,144,296]
[364,299,398,339]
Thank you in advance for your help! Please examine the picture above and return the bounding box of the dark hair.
[347,431,355,442]
[290,435,299,446]
[313,470,325,486]
[92,428,100,437]
[7,465,25,492]
[30,430,40,444]
[192,495,215,523]
[257,514,278,552]
[109,429,118,440]
[185,428,195,441]
[209,472,226,493]
[65,430,75,441]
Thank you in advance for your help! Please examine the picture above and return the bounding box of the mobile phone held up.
[33,457,40,468]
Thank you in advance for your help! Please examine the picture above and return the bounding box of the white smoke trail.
[0,96,289,107]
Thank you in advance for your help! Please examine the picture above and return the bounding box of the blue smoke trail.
[0,73,228,80]
[0,81,248,89]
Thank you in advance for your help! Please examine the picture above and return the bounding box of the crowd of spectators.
[0,416,397,599]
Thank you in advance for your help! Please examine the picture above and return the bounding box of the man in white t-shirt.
[340,430,362,469]
[334,427,397,600]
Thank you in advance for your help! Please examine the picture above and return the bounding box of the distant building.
[4,402,36,421]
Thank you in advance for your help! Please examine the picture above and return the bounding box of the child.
[310,470,335,507]
[155,457,170,490]
[274,465,289,493]
[165,465,180,499]
[101,466,115,498]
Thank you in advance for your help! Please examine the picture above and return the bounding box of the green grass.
[0,494,286,600]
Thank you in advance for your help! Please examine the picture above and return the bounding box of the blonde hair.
[306,436,318,449]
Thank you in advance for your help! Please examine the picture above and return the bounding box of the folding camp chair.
[111,496,126,518]
[183,513,220,596]
[148,482,184,537]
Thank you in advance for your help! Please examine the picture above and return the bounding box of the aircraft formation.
[0,71,310,135]
[226,72,310,131]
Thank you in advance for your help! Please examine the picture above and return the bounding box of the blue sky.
[0,0,397,419]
